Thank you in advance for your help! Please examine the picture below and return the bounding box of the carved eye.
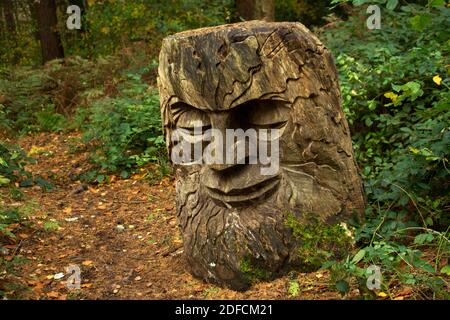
[171,102,211,133]
[242,100,290,129]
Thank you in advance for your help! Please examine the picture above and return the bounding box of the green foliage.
[1,51,168,182]
[81,0,234,55]
[0,142,34,186]
[239,256,272,283]
[1,0,235,66]
[35,105,67,132]
[317,1,450,298]
[320,3,450,230]
[287,280,300,297]
[0,201,35,299]
[285,213,353,271]
[0,199,37,243]
[82,71,166,180]
[0,56,122,134]
[43,220,60,232]
[323,229,450,299]
[0,142,53,191]
[276,0,346,26]
[0,208,21,241]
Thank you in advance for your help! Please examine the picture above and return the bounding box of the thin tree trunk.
[35,0,64,63]
[27,0,40,40]
[236,0,275,22]
[0,4,5,40]
[3,0,16,35]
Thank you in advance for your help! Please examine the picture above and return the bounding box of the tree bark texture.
[35,0,64,63]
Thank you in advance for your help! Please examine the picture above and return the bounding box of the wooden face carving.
[158,21,365,290]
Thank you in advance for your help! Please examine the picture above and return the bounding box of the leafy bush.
[0,56,123,134]
[0,141,53,191]
[285,213,353,271]
[0,142,34,187]
[320,3,449,229]
[316,1,450,299]
[82,71,166,181]
[1,0,235,67]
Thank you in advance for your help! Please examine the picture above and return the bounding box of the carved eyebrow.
[170,102,211,127]
[241,100,291,125]
[170,102,198,120]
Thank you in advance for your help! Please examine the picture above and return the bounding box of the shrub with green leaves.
[82,74,166,180]
[0,56,122,134]
[0,142,53,191]
[321,2,449,229]
[0,142,34,187]
[316,1,450,299]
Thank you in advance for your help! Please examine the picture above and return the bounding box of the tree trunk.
[35,0,64,63]
[27,0,40,40]
[3,0,16,35]
[236,0,275,21]
[0,4,5,40]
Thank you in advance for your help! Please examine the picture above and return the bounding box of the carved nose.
[206,111,238,171]
[209,163,236,171]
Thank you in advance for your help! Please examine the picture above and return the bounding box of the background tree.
[236,0,275,21]
[35,0,64,63]
[2,0,16,35]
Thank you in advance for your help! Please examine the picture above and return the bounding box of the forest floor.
[1,132,367,300]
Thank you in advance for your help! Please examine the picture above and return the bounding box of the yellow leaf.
[82,260,93,266]
[47,291,60,298]
[28,145,46,156]
[433,75,442,86]
[88,187,99,193]
[63,207,72,214]
[100,27,110,34]
[377,292,388,298]
[384,92,398,102]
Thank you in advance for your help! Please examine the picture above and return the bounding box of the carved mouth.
[205,176,280,204]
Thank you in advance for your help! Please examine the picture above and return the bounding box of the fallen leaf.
[396,287,413,297]
[47,291,60,298]
[82,260,94,266]
[88,187,99,193]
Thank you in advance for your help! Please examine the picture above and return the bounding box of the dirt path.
[2,132,350,300]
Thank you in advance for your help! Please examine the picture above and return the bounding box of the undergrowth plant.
[316,1,450,299]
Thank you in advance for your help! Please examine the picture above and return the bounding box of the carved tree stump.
[158,21,365,290]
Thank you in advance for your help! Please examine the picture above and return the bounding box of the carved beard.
[175,165,289,290]
[175,156,347,290]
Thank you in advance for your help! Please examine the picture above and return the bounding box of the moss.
[239,256,272,284]
[285,212,353,272]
